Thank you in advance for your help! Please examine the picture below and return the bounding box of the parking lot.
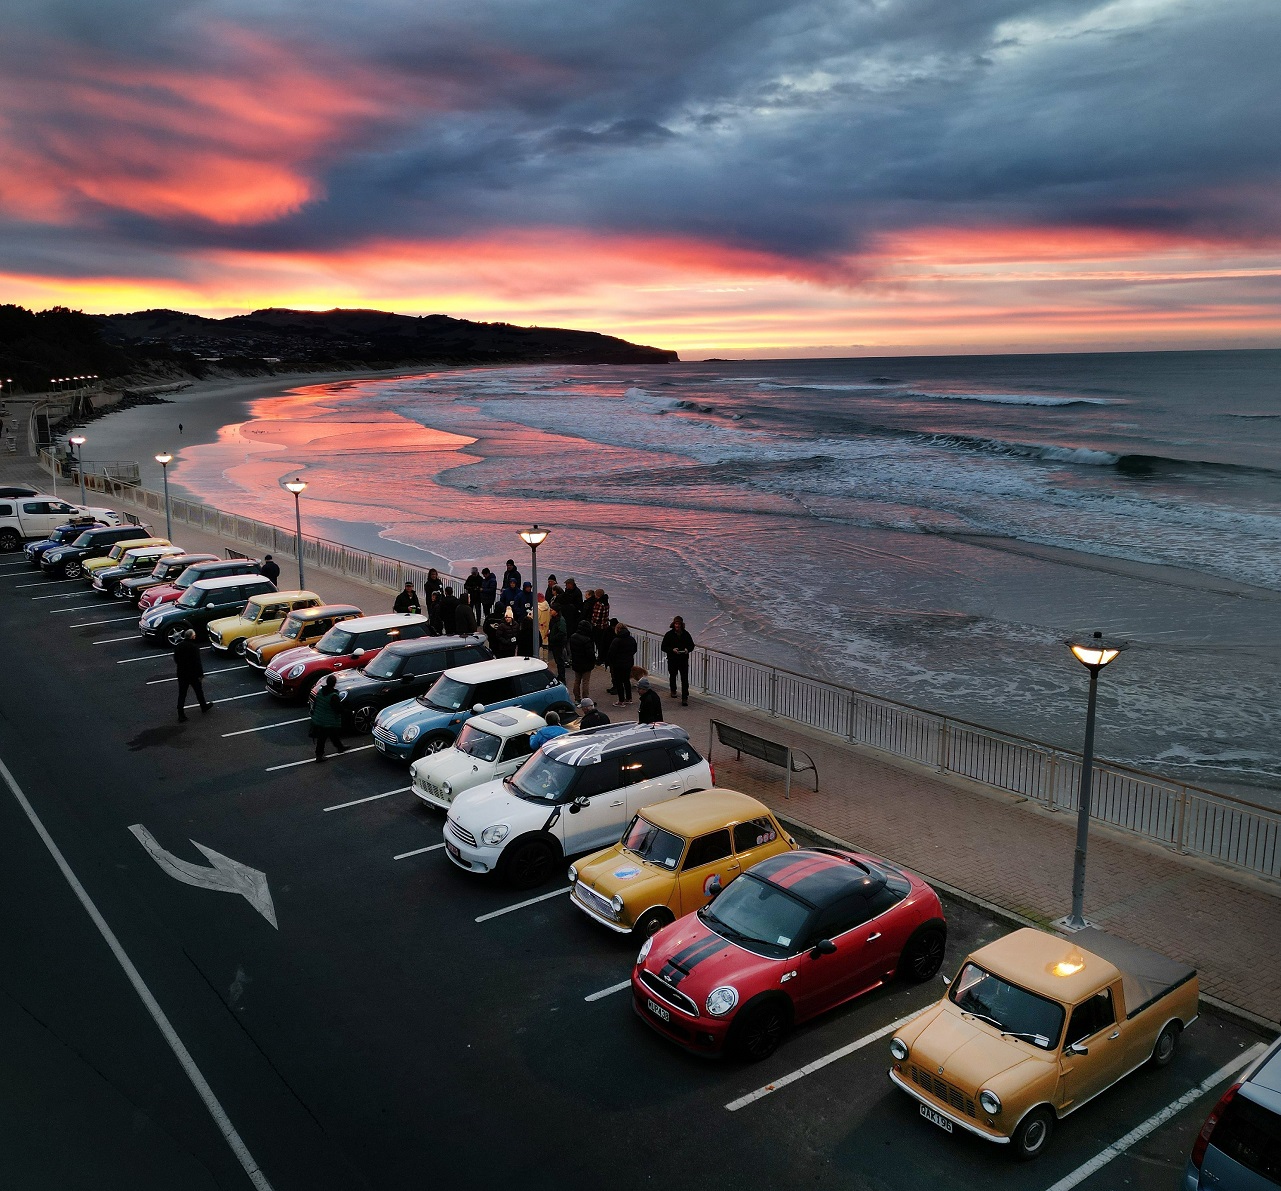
[0,553,1273,1191]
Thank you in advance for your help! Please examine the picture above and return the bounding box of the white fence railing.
[53,463,1281,884]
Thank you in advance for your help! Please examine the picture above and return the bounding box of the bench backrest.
[714,721,789,768]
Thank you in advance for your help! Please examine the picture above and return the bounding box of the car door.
[403,649,448,697]
[1058,988,1122,1111]
[674,829,739,916]
[621,746,683,818]
[473,676,519,712]
[22,500,64,536]
[790,894,891,1018]
[559,757,626,854]
[495,731,534,778]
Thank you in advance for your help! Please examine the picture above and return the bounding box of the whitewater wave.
[926,391,1113,407]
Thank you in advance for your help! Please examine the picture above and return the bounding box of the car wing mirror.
[568,795,589,815]
[352,648,366,659]
[472,703,485,714]
[809,938,837,959]
[1065,1041,1088,1057]
[706,876,723,899]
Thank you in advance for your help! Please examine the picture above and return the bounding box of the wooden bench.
[707,719,818,800]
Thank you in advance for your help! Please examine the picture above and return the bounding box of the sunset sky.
[2,0,1279,357]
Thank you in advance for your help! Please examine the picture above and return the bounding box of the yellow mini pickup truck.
[889,927,1198,1160]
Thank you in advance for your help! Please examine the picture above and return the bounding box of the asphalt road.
[0,555,1272,1191]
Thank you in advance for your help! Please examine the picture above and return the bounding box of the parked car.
[140,573,278,645]
[81,536,170,583]
[116,552,218,604]
[41,523,155,578]
[138,556,263,612]
[634,847,946,1060]
[207,590,321,654]
[411,707,547,812]
[319,635,492,732]
[570,789,795,938]
[264,613,429,699]
[1185,1032,1281,1190]
[24,517,106,566]
[443,721,709,887]
[244,603,362,671]
[0,495,92,551]
[889,926,1198,1160]
[374,656,574,766]
[0,485,39,498]
[91,544,186,596]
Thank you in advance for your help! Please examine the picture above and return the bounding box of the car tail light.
[1190,1083,1239,1169]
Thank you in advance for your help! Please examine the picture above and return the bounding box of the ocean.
[162,350,1281,803]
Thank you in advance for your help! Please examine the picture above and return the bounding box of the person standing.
[464,567,484,618]
[174,628,211,721]
[529,710,568,751]
[607,621,637,706]
[425,568,443,600]
[394,582,421,614]
[559,578,583,632]
[310,674,347,761]
[591,588,612,663]
[661,616,695,706]
[261,554,281,585]
[569,620,596,699]
[497,577,522,617]
[502,558,521,588]
[480,568,498,618]
[440,586,460,632]
[536,593,551,654]
[454,597,478,636]
[577,698,610,729]
[637,677,663,724]
[546,606,568,683]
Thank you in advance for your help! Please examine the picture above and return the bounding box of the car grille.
[372,725,397,748]
[446,817,477,847]
[574,882,618,921]
[245,648,265,670]
[415,773,450,803]
[640,970,699,1018]
[910,1066,976,1117]
[92,577,106,589]
[265,669,285,690]
[207,627,221,646]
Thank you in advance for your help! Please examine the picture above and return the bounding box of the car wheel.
[1150,1022,1180,1068]
[730,999,790,1062]
[501,838,558,890]
[64,560,83,579]
[633,908,674,939]
[897,923,947,983]
[166,626,187,647]
[352,705,377,733]
[413,731,454,761]
[0,529,20,552]
[1011,1107,1054,1161]
[230,637,247,656]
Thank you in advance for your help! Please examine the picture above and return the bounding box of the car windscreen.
[622,815,685,869]
[419,675,468,711]
[175,587,206,608]
[948,963,1064,1050]
[71,531,97,547]
[455,722,501,762]
[363,650,402,680]
[508,753,577,803]
[55,526,85,542]
[699,873,810,956]
[316,627,355,655]
[150,560,173,577]
[175,566,206,588]
[280,616,306,639]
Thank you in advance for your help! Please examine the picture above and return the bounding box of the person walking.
[578,698,610,729]
[174,628,211,721]
[310,674,347,761]
[502,558,521,588]
[545,606,568,683]
[637,677,663,724]
[394,582,421,614]
[464,567,484,618]
[606,621,637,706]
[661,615,695,706]
[261,554,281,584]
[529,710,568,751]
[480,568,498,618]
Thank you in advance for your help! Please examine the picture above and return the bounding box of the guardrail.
[43,461,1281,883]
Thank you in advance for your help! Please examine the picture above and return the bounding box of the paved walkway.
[7,456,1279,1026]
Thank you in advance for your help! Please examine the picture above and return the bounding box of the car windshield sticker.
[665,857,676,867]
[777,935,791,946]
[613,866,641,880]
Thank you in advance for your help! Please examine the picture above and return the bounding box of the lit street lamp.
[284,478,308,588]
[68,434,87,506]
[1060,631,1127,931]
[155,452,174,539]
[518,525,550,657]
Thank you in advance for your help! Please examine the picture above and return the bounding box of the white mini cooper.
[410,707,547,811]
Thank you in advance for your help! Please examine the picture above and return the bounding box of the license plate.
[646,998,671,1023]
[920,1103,952,1133]
[445,840,461,860]
[375,738,387,752]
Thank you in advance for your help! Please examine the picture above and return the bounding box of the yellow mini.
[81,536,170,579]
[244,603,363,670]
[207,590,321,655]
[569,788,796,937]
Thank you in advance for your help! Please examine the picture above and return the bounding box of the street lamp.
[284,478,307,588]
[68,434,87,506]
[518,525,550,657]
[1060,631,1127,931]
[155,453,174,539]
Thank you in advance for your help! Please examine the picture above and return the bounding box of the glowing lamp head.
[155,452,173,466]
[519,524,549,548]
[1050,952,1086,978]
[1067,631,1126,670]
[284,479,308,496]
[69,435,86,447]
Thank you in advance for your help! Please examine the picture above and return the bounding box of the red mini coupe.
[632,848,946,1060]
[264,613,429,698]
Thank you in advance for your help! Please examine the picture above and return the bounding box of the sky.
[2,0,1279,357]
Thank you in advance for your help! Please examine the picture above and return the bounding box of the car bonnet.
[413,747,486,786]
[907,1002,1046,1092]
[447,777,532,831]
[577,847,672,903]
[643,916,764,1003]
[268,645,316,671]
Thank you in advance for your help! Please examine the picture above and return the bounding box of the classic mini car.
[41,524,155,578]
[411,707,547,811]
[81,536,171,582]
[320,635,491,732]
[138,556,264,612]
[264,613,429,698]
[91,544,186,596]
[888,926,1198,1160]
[244,603,362,670]
[116,552,218,604]
[443,722,712,887]
[207,590,321,654]
[140,573,278,645]
[24,517,106,566]
[633,848,946,1060]
[570,789,796,938]
[374,656,575,765]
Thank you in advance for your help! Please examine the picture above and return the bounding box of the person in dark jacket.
[497,578,522,617]
[454,598,478,636]
[591,589,612,663]
[310,673,347,761]
[480,568,498,617]
[487,611,518,658]
[427,590,445,635]
[394,582,421,615]
[464,567,484,618]
[174,628,211,721]
[606,622,637,706]
[661,615,695,705]
[440,586,459,631]
[502,559,521,588]
[557,578,583,632]
[637,676,663,724]
[261,554,281,584]
[577,698,609,729]
[514,609,534,657]
[545,607,568,683]
[580,587,597,634]
[568,621,596,699]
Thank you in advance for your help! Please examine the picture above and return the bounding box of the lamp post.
[155,453,174,539]
[285,478,307,588]
[1060,631,1127,930]
[518,525,549,658]
[68,434,87,506]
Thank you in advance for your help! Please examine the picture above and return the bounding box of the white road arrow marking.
[128,825,278,929]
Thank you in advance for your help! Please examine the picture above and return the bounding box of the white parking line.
[68,616,139,628]
[117,652,175,664]
[148,666,242,685]
[393,843,445,860]
[475,887,571,923]
[209,691,270,705]
[725,1010,923,1112]
[11,577,79,587]
[35,591,92,600]
[584,979,632,1003]
[221,717,309,738]
[264,744,375,772]
[48,602,106,612]
[323,787,408,812]
[92,634,144,645]
[1044,1042,1267,1191]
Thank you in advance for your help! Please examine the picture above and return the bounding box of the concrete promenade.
[6,455,1279,1027]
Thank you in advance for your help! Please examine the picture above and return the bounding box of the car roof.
[124,544,184,557]
[167,553,219,565]
[189,557,255,570]
[967,928,1122,1003]
[641,789,772,836]
[383,633,485,655]
[1244,1033,1281,1101]
[471,707,547,734]
[291,603,362,620]
[444,656,547,682]
[748,849,887,910]
[341,613,428,632]
[190,573,276,591]
[248,589,316,602]
[542,721,691,765]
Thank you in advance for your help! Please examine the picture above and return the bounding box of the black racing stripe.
[770,855,840,891]
[668,933,722,971]
[663,935,728,985]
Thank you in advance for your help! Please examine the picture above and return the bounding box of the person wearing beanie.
[529,710,569,751]
[637,676,663,724]
[578,698,610,729]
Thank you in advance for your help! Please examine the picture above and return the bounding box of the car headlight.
[636,936,653,965]
[403,724,420,742]
[440,781,452,797]
[889,1037,909,1062]
[480,824,509,846]
[610,893,624,914]
[287,663,306,679]
[978,1090,1002,1116]
[705,986,739,1017]
[566,864,578,884]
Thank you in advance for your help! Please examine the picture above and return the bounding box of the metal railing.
[42,462,1281,883]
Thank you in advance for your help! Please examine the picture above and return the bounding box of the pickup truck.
[0,495,95,551]
[889,926,1198,1160]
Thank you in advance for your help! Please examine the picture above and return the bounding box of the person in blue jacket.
[480,568,498,617]
[529,710,568,751]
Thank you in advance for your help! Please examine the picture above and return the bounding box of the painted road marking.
[92,634,144,644]
[393,843,446,860]
[209,691,270,705]
[324,787,408,812]
[0,756,275,1191]
[221,717,309,738]
[147,666,243,685]
[35,591,94,600]
[1043,1042,1268,1191]
[725,1010,923,1112]
[68,615,140,627]
[11,577,79,587]
[584,979,632,1003]
[117,652,175,664]
[265,743,375,772]
[48,602,106,612]
[475,887,571,923]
